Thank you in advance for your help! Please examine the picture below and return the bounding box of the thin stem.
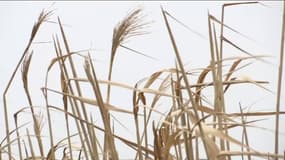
[275,1,285,159]
[161,7,211,159]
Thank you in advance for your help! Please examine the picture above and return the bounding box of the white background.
[0,1,284,159]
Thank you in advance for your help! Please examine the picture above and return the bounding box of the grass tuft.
[1,3,284,160]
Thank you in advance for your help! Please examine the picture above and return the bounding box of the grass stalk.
[2,10,51,160]
[84,54,119,159]
[60,70,74,160]
[143,106,149,159]
[26,129,35,160]
[174,67,194,160]
[170,77,183,160]
[211,21,226,152]
[133,85,143,160]
[14,114,23,160]
[58,18,94,160]
[22,51,45,159]
[89,116,100,160]
[274,1,285,159]
[53,35,90,160]
[161,7,211,159]
[239,103,251,160]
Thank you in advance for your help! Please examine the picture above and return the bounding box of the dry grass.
[1,3,284,160]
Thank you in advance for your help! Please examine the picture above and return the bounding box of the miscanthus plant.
[1,2,284,160]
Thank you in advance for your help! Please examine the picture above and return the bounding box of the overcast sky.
[0,1,284,159]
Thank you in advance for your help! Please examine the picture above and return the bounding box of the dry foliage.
[1,3,284,160]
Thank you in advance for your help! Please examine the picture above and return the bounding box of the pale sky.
[0,1,284,159]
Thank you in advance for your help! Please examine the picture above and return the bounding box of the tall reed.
[1,2,284,160]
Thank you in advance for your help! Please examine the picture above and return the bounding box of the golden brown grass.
[1,3,284,160]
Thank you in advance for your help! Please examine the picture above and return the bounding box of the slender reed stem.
[275,1,285,159]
